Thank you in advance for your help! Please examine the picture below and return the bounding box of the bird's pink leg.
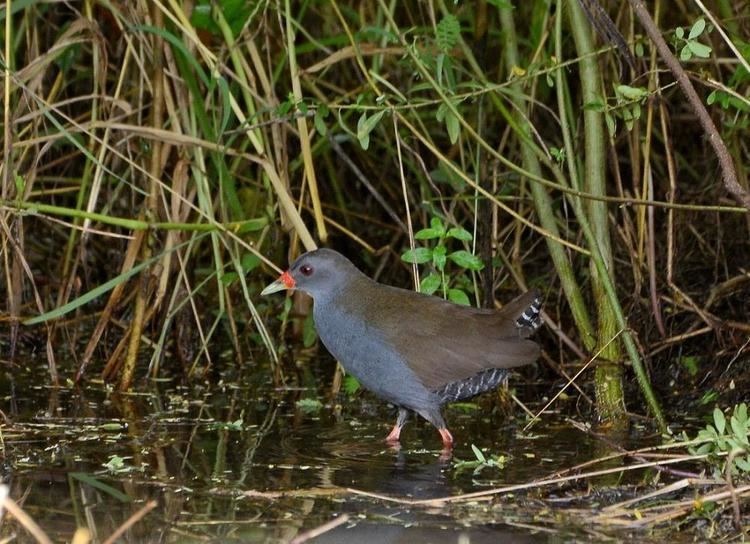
[438,428,454,448]
[385,424,402,443]
[385,407,409,443]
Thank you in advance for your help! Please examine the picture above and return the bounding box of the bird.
[261,248,542,448]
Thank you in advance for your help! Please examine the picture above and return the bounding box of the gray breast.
[313,300,438,412]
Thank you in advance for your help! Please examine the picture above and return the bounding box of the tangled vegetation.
[1,0,750,539]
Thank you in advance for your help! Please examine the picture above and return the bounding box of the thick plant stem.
[567,0,625,422]
[498,7,596,351]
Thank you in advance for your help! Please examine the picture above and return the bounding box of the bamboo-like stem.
[120,2,166,390]
[567,0,625,422]
[500,4,596,351]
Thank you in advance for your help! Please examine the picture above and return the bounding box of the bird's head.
[260,248,361,300]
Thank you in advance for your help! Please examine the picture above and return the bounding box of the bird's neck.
[312,270,373,307]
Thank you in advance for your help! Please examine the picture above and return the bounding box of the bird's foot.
[385,424,402,444]
[438,428,454,448]
[438,447,454,462]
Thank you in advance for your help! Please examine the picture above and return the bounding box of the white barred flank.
[435,368,510,404]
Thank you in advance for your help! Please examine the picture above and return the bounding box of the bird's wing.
[352,285,541,391]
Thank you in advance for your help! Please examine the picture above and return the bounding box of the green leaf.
[415,228,442,240]
[190,0,254,35]
[358,133,370,150]
[357,110,386,150]
[220,271,239,285]
[132,25,209,86]
[314,107,328,136]
[14,174,25,196]
[735,457,750,473]
[445,108,460,144]
[216,76,232,135]
[700,390,719,405]
[401,247,433,264]
[103,455,127,473]
[241,253,261,272]
[731,416,749,446]
[680,44,693,61]
[675,26,684,39]
[432,245,447,271]
[303,312,317,348]
[448,288,470,306]
[689,19,706,40]
[451,402,480,412]
[448,250,484,271]
[98,423,125,431]
[436,101,447,123]
[616,85,648,100]
[550,146,565,163]
[471,444,486,463]
[737,403,748,424]
[678,355,700,376]
[296,398,323,414]
[343,375,360,395]
[436,53,445,88]
[446,227,472,241]
[714,408,726,435]
[235,217,268,233]
[436,14,460,52]
[605,112,616,136]
[430,216,445,234]
[361,109,386,134]
[420,273,442,295]
[70,472,132,502]
[277,97,294,116]
[687,41,712,58]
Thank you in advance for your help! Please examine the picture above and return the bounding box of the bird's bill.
[260,270,295,295]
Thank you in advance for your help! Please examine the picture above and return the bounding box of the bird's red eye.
[300,265,313,276]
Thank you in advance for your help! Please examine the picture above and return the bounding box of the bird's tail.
[512,290,543,335]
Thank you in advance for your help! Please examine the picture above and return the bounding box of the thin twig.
[627,0,750,210]
[725,448,745,534]
[102,500,158,544]
[0,486,54,544]
[523,329,624,431]
[392,115,419,290]
[348,453,711,506]
[567,419,701,479]
[290,514,350,544]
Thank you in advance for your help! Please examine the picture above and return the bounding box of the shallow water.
[1,356,683,542]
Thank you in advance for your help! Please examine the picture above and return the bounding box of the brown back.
[337,280,541,390]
